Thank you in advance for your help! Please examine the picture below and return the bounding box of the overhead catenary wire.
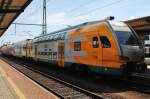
[17,0,107,28]
[12,23,43,26]
[65,0,99,14]
[47,0,125,29]
[16,0,125,35]
[12,23,43,36]
[13,0,49,36]
[20,0,96,22]
[19,0,52,21]
[16,0,100,33]
[75,0,124,17]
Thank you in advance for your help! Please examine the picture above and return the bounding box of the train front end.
[108,21,147,73]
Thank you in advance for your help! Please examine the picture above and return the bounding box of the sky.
[0,0,150,45]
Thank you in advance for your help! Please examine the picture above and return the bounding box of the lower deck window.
[74,42,81,51]
[44,52,47,55]
[53,52,57,59]
[48,52,52,59]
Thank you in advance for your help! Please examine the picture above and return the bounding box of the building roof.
[0,0,32,37]
[126,16,150,32]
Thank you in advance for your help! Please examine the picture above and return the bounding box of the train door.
[35,45,37,57]
[88,32,102,66]
[58,42,65,67]
[26,44,28,58]
[99,24,120,68]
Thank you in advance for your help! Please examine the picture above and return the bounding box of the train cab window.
[92,37,99,48]
[100,36,111,48]
[74,42,81,51]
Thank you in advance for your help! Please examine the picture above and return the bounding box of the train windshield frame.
[109,21,140,46]
[115,31,139,45]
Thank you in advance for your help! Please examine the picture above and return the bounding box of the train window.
[53,52,57,59]
[74,42,81,51]
[45,49,47,51]
[35,45,38,55]
[49,49,51,51]
[100,36,111,48]
[92,37,99,48]
[23,47,26,51]
[44,52,47,55]
[48,52,52,59]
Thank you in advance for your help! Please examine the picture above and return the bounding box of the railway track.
[0,56,105,99]
[120,78,150,94]
[132,73,150,79]
[1,56,150,99]
[125,73,150,94]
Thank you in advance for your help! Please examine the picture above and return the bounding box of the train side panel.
[26,40,35,59]
[65,24,102,66]
[12,41,26,58]
[34,40,59,64]
[65,23,123,74]
[0,45,14,56]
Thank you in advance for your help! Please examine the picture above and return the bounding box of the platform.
[0,71,18,99]
[0,59,58,99]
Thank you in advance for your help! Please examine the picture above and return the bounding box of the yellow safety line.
[0,66,27,99]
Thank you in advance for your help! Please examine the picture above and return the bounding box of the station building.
[126,16,150,56]
[126,16,150,42]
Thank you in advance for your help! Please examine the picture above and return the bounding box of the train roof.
[33,19,108,43]
[12,39,32,48]
[33,17,127,43]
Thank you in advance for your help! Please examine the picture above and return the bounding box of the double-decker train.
[0,18,147,75]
